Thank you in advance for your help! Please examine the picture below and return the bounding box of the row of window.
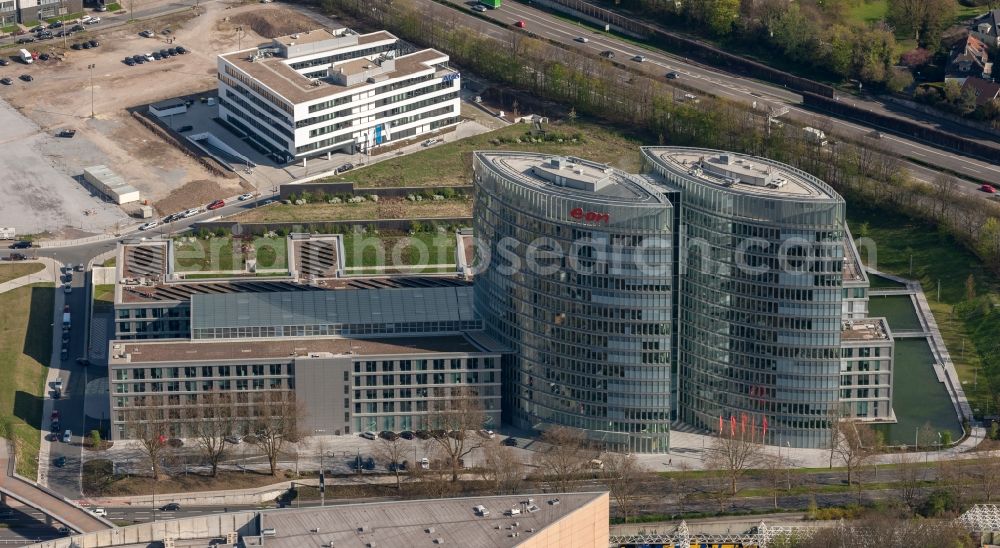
[223,65,293,115]
[353,372,498,387]
[115,363,289,380]
[192,320,481,340]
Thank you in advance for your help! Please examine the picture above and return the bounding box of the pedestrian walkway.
[0,259,58,293]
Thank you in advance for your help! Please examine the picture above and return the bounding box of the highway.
[428,0,1000,189]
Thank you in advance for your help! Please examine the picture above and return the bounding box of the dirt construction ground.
[0,1,328,234]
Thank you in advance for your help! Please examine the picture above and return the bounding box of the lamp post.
[87,64,95,118]
[236,26,243,50]
[151,465,156,522]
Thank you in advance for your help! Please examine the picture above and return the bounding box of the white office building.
[216,28,462,162]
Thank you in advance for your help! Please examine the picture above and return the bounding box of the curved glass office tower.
[472,152,676,453]
[643,147,846,448]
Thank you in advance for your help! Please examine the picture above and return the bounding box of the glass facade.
[473,152,676,453]
[644,147,846,449]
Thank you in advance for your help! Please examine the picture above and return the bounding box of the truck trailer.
[480,0,501,7]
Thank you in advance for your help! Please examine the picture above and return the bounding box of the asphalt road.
[0,506,68,543]
[432,0,1000,188]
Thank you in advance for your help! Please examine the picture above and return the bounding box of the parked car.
[139,30,154,38]
[19,74,33,82]
[160,503,180,511]
[16,37,35,44]
[87,16,101,24]
[502,437,518,446]
[207,199,225,210]
[88,39,100,48]
[71,42,82,50]
[151,51,161,60]
[400,430,414,440]
[224,435,242,445]
[53,456,66,467]
[80,15,92,23]
[63,283,71,294]
[981,184,996,194]
[181,208,200,218]
[388,461,407,472]
[0,59,8,66]
[56,526,71,535]
[360,431,377,440]
[5,253,27,261]
[419,457,430,469]
[379,430,399,441]
[70,24,85,32]
[159,49,169,58]
[363,457,375,470]
[422,138,440,147]
[47,21,63,29]
[51,409,60,421]
[237,193,254,201]
[144,53,154,62]
[74,263,84,272]
[335,162,355,174]
[415,430,431,440]
[176,46,187,54]
[138,220,159,231]
[61,430,72,443]
[75,357,90,366]
[168,47,179,56]
[0,78,11,86]
[478,429,496,439]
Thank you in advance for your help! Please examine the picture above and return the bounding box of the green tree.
[89,430,102,450]
[706,0,740,35]
[966,274,977,301]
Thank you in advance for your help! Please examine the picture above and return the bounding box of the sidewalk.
[37,259,65,489]
[0,258,59,294]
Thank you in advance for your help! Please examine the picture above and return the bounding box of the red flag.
[730,415,737,436]
[741,413,748,435]
[719,415,724,435]
[762,416,768,441]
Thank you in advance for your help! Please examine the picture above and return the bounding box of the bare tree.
[533,426,590,493]
[601,452,649,523]
[759,452,789,509]
[126,407,170,480]
[424,389,487,482]
[892,450,923,508]
[374,436,409,490]
[249,392,305,476]
[480,440,524,495]
[833,421,882,502]
[704,428,764,497]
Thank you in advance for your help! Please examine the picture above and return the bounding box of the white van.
[473,505,489,517]
[19,49,32,64]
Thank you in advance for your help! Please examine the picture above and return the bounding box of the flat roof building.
[25,493,609,548]
[216,27,461,161]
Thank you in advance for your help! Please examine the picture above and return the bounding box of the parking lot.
[0,1,325,232]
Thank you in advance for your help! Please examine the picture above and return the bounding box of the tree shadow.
[21,285,55,368]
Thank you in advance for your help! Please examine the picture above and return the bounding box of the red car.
[207,199,225,210]
[981,184,996,194]
[51,409,60,421]
[515,20,526,28]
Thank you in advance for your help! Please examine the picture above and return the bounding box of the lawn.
[230,198,472,224]
[0,284,54,478]
[106,2,122,11]
[253,236,287,270]
[0,263,44,285]
[93,284,114,312]
[324,121,646,187]
[848,205,995,416]
[341,232,457,269]
[847,0,887,24]
[102,258,116,268]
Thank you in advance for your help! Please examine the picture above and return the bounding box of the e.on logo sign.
[570,207,610,224]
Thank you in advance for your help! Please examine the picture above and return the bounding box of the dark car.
[176,46,187,54]
[6,253,27,261]
[335,162,355,174]
[151,51,161,60]
[75,358,90,367]
[415,430,431,440]
[19,74,32,82]
[363,457,376,470]
[502,437,518,447]
[167,47,178,56]
[135,56,146,64]
[600,50,614,58]
[177,125,193,132]
[159,49,169,58]
[124,57,135,66]
[30,25,43,32]
[400,430,414,440]
[17,37,35,44]
[666,71,679,79]
[388,461,407,472]
[160,503,181,511]
[71,43,82,50]
[39,53,50,61]
[53,456,66,468]
[447,430,466,440]
[0,59,8,66]
[10,241,32,249]
[0,78,12,86]
[89,40,99,48]
[47,21,63,29]
[82,42,92,49]
[379,431,399,441]
[70,24,85,32]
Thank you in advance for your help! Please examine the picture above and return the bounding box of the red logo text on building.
[570,207,610,224]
